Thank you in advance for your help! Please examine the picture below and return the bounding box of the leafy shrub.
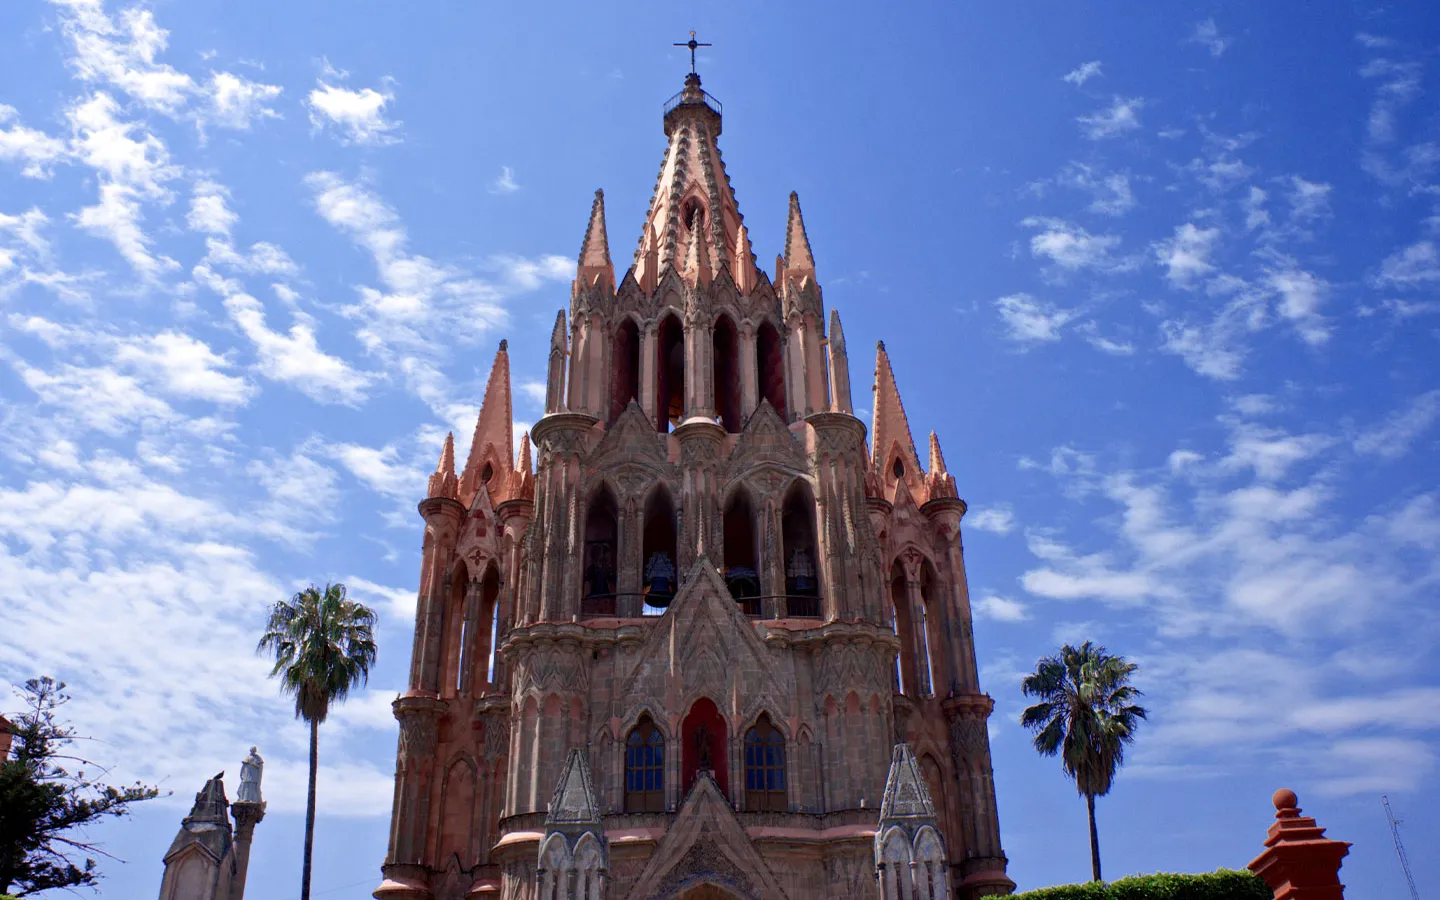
[1013,869,1270,900]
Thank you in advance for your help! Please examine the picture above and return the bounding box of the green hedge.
[1013,869,1270,900]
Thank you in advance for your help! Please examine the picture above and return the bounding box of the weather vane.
[673,30,712,75]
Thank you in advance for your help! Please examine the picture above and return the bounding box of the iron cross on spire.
[673,30,712,75]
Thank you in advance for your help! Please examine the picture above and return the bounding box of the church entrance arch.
[681,697,728,800]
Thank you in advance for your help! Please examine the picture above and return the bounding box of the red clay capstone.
[1247,789,1351,900]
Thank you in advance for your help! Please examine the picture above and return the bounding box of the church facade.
[375,70,1012,900]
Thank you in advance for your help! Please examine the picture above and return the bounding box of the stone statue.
[237,746,263,803]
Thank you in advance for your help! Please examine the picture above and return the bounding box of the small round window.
[892,457,905,480]
[481,462,494,485]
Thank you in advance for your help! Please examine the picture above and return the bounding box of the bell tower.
[376,59,1012,900]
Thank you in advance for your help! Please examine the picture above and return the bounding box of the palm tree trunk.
[1086,792,1102,882]
[302,718,319,900]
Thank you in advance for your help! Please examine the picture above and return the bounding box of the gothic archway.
[681,697,728,800]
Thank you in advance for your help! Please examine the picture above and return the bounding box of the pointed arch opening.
[782,481,820,618]
[656,313,685,433]
[890,561,919,697]
[722,488,760,616]
[756,320,787,421]
[610,317,641,426]
[744,713,787,811]
[479,564,501,690]
[642,486,678,610]
[682,697,728,799]
[441,563,469,699]
[712,314,741,432]
[582,486,618,616]
[920,561,945,698]
[624,714,665,813]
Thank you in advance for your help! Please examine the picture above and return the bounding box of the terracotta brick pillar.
[1248,789,1351,900]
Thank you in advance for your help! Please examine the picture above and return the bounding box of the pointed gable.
[546,748,602,825]
[615,557,783,724]
[783,191,817,280]
[460,340,513,507]
[871,340,925,499]
[626,773,791,900]
[575,188,614,294]
[879,743,937,823]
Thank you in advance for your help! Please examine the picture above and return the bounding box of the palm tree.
[1020,641,1146,883]
[257,583,377,900]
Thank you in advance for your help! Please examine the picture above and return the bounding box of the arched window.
[744,714,787,811]
[756,321,786,421]
[582,487,618,614]
[722,489,760,615]
[781,482,820,617]
[624,716,665,812]
[713,314,741,432]
[920,562,944,697]
[642,487,678,608]
[656,313,685,433]
[479,564,501,690]
[889,561,921,698]
[610,318,641,425]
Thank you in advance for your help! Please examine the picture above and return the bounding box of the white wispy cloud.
[187,180,238,235]
[0,105,68,178]
[995,293,1076,343]
[1077,96,1144,140]
[967,504,1017,535]
[489,165,520,194]
[1354,390,1440,460]
[1189,19,1230,57]
[1021,217,1135,272]
[219,291,373,405]
[1375,240,1440,288]
[1062,61,1102,86]
[1153,223,1220,287]
[204,71,282,131]
[307,79,400,146]
[973,593,1030,622]
[48,0,195,113]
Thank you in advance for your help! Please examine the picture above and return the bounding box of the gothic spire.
[783,191,817,281]
[926,431,958,500]
[632,72,757,294]
[575,189,614,293]
[872,340,923,490]
[427,432,458,501]
[460,341,513,504]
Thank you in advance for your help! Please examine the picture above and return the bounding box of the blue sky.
[1,1,1437,897]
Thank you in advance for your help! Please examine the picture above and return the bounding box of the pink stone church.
[375,68,1013,900]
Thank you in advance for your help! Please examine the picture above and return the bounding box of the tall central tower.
[375,70,1013,900]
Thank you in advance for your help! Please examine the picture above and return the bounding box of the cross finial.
[673,30,712,75]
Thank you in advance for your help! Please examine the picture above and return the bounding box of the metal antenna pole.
[1382,795,1421,900]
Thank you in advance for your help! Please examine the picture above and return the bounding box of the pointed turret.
[874,744,951,900]
[734,221,755,293]
[505,431,534,502]
[683,206,711,287]
[872,341,924,493]
[827,308,853,415]
[783,191,817,281]
[163,772,233,864]
[427,432,458,501]
[460,341,513,505]
[926,432,958,501]
[575,189,614,294]
[545,310,568,414]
